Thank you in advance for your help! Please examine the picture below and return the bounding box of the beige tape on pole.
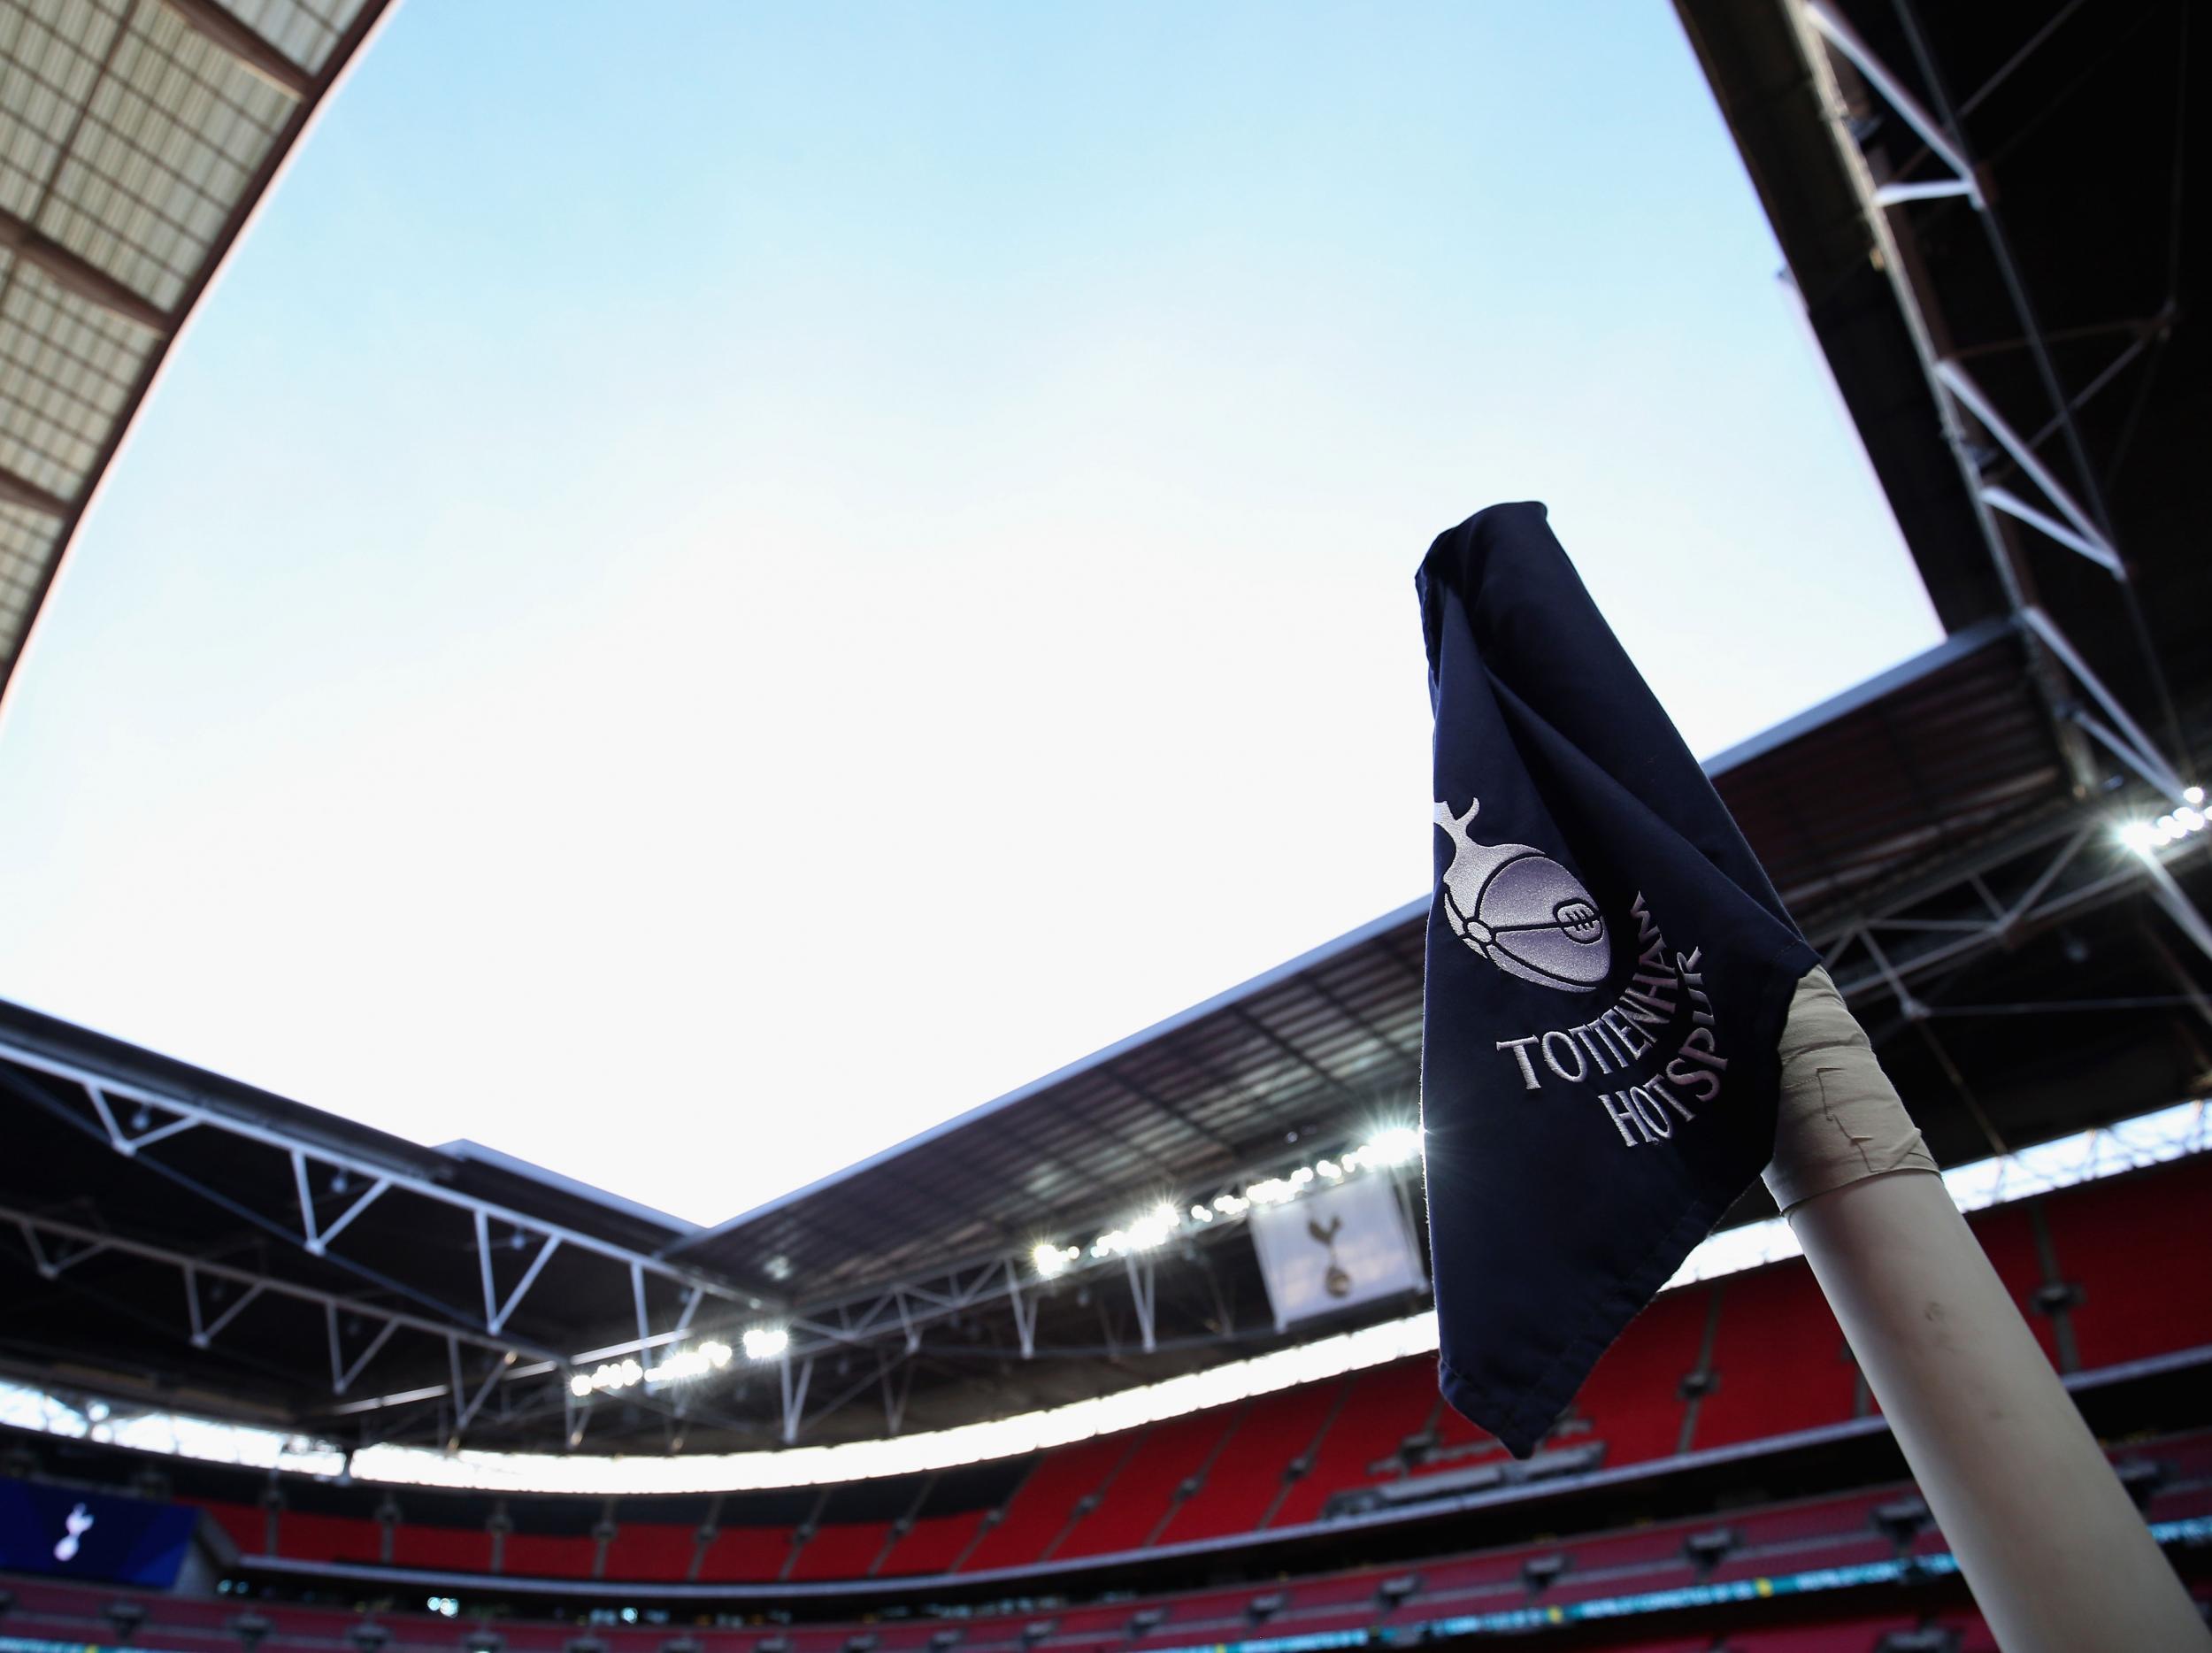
[1763,965,1937,1212]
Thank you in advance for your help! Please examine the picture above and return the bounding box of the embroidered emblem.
[1433,796,1610,992]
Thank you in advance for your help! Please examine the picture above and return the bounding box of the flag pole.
[1770,978,2208,1651]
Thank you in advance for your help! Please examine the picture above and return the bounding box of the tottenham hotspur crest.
[1434,796,1609,992]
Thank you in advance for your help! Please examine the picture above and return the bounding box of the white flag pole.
[1769,972,2208,1652]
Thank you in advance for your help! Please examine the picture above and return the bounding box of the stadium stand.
[6,1426,2207,1649]
[9,1156,2203,1608]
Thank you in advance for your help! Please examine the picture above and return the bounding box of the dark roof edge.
[440,1140,701,1238]
[1699,615,2016,774]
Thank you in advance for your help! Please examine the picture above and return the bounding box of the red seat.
[1691,1265,1854,1449]
[600,1520,695,1581]
[392,1524,494,1572]
[961,1436,1122,1571]
[875,1510,987,1575]
[1568,1283,1709,1464]
[274,1510,381,1565]
[1156,1382,1337,1542]
[2045,1157,2212,1369]
[1268,1365,1429,1526]
[1057,1412,1224,1557]
[695,1523,796,1581]
[789,1518,894,1580]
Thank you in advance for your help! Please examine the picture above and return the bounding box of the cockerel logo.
[54,1503,94,1563]
[1433,796,1610,992]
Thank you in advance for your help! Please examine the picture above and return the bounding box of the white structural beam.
[1801,0,1978,187]
[1,1203,553,1371]
[0,1041,774,1319]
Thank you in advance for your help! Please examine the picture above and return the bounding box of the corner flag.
[1417,502,1818,1457]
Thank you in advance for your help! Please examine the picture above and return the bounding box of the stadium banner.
[0,1477,198,1587]
[1248,1172,1425,1330]
[1416,503,1816,1457]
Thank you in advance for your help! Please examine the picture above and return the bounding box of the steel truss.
[1792,0,2195,806]
[0,1036,779,1448]
[1818,793,2212,1010]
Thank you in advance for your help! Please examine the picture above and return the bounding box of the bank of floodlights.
[1032,1124,1424,1278]
[741,1326,789,1361]
[567,1339,735,1397]
[2120,786,2207,854]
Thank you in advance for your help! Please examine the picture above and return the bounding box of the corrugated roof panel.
[0,0,383,694]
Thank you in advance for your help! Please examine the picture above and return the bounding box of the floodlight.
[1032,1242,1070,1279]
[2178,807,2206,833]
[1125,1208,1176,1251]
[2187,786,2206,806]
[569,1374,592,1398]
[742,1327,789,1361]
[2118,820,2160,854]
[1365,1126,1423,1167]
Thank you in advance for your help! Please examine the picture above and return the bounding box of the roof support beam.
[0,1200,557,1367]
[156,0,312,99]
[0,1039,775,1314]
[1801,0,1978,186]
[777,1351,813,1445]
[0,463,71,519]
[1935,360,2121,573]
[0,205,171,332]
[2019,606,2192,803]
[2140,857,2212,967]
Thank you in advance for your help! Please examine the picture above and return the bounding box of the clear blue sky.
[0,2,1939,1226]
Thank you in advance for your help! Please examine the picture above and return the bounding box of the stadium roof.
[0,0,390,703]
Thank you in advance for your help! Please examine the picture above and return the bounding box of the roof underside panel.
[0,0,382,694]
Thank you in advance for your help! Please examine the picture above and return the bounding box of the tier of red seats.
[1056,1413,1220,1558]
[1691,1260,1856,1449]
[1265,1358,1432,1526]
[787,1519,890,1582]
[595,1526,693,1584]
[695,1526,794,1583]
[959,1434,1122,1572]
[166,1158,2212,1587]
[873,1510,985,1577]
[1153,1381,1336,1542]
[12,1433,2204,1653]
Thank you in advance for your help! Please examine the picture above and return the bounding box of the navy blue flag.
[1417,502,1817,1457]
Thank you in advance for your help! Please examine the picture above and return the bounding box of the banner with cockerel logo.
[1415,503,1817,1457]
